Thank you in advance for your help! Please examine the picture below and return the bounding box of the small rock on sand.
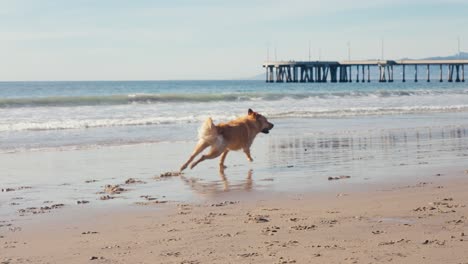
[76,200,90,204]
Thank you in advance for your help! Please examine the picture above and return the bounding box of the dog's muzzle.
[261,123,274,134]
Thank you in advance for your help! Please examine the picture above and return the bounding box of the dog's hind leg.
[190,146,224,169]
[243,147,253,162]
[180,140,209,172]
[219,150,229,170]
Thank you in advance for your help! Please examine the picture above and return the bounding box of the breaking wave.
[1,89,468,108]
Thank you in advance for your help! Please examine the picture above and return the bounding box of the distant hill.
[403,52,468,60]
[243,73,265,80]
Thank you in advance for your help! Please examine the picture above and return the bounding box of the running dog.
[180,109,274,171]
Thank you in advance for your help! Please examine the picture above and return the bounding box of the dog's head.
[248,109,274,134]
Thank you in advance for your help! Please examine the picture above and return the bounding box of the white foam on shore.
[1,104,468,132]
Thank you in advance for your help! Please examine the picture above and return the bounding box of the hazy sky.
[0,0,467,81]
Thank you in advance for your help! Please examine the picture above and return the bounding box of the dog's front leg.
[219,150,229,170]
[243,148,253,162]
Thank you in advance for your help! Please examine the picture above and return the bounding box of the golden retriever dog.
[180,109,274,172]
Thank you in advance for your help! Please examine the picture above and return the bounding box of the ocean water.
[1,80,468,218]
[1,80,468,152]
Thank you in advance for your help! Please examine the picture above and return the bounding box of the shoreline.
[2,168,468,263]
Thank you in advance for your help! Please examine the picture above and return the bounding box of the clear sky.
[0,0,467,81]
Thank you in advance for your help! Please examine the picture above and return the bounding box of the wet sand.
[1,119,468,263]
[2,168,468,263]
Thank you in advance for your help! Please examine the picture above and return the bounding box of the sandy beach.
[2,165,468,263]
[1,117,468,263]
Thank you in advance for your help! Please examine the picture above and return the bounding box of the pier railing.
[262,60,468,83]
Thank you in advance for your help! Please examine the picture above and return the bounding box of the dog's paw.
[180,164,187,172]
[248,158,254,162]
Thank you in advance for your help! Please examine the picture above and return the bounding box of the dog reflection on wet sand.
[180,169,253,194]
[180,109,274,172]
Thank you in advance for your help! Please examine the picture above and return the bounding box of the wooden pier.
[262,60,468,83]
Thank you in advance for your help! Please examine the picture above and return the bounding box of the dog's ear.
[248,108,254,115]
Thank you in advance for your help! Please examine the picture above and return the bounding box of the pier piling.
[448,65,453,82]
[463,65,465,82]
[356,65,359,82]
[367,65,370,82]
[439,65,443,82]
[403,65,406,82]
[361,66,365,83]
[426,65,430,82]
[414,65,418,82]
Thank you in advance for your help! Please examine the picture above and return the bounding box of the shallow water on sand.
[1,112,467,219]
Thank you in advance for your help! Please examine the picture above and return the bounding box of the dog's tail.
[198,117,219,143]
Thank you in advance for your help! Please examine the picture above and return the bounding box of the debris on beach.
[159,171,183,177]
[211,201,238,207]
[413,198,463,216]
[328,175,351,181]
[134,195,169,205]
[76,200,90,204]
[135,200,168,206]
[104,184,126,194]
[422,239,445,246]
[140,195,158,201]
[81,231,99,235]
[99,195,115,200]
[85,179,98,183]
[17,203,65,216]
[124,178,146,184]
[290,225,316,231]
[2,186,32,192]
[246,214,270,223]
[379,239,409,246]
[260,178,274,181]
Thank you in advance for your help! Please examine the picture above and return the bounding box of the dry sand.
[2,170,468,264]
